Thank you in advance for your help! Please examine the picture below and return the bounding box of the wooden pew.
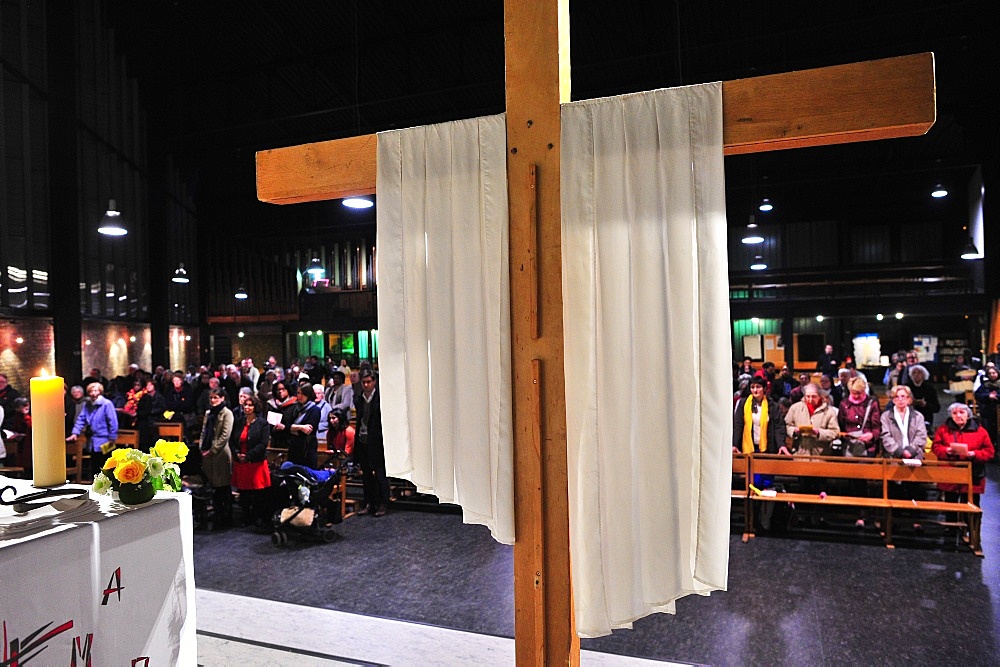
[66,436,91,483]
[746,454,890,540]
[883,459,983,555]
[154,421,184,441]
[731,454,751,541]
[742,454,983,555]
[116,429,140,448]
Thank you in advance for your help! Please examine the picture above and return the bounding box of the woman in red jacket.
[931,402,994,506]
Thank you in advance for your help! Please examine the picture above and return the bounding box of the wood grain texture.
[256,134,377,204]
[505,0,577,663]
[256,53,935,203]
[722,52,935,155]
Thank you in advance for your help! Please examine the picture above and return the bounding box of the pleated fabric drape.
[375,85,732,634]
[560,83,732,637]
[376,114,515,545]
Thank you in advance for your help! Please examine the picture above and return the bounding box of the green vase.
[118,478,156,505]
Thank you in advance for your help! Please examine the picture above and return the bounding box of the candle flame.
[39,368,50,378]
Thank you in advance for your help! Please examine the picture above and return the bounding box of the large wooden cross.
[256,3,935,663]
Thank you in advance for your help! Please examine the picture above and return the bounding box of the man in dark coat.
[816,344,839,378]
[354,369,390,517]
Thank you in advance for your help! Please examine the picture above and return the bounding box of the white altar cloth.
[0,476,196,665]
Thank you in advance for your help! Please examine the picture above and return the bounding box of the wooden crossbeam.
[256,53,935,205]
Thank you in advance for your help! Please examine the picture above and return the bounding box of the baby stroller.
[270,462,342,546]
[183,474,216,531]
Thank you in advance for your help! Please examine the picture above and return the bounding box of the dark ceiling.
[101,1,996,244]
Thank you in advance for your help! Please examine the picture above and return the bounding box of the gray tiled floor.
[194,464,1000,665]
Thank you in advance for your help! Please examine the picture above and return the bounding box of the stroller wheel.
[271,531,287,547]
[321,527,338,543]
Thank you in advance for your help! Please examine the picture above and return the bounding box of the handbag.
[844,401,875,457]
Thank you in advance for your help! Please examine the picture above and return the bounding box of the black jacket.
[229,415,271,463]
[733,396,784,453]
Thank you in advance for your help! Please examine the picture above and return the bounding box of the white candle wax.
[30,373,66,487]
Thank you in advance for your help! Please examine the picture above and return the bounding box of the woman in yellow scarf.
[733,376,788,455]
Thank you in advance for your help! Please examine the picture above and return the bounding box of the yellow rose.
[114,459,146,484]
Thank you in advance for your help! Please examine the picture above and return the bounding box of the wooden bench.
[154,421,184,441]
[882,459,983,555]
[741,453,983,555]
[116,429,140,448]
[731,454,750,540]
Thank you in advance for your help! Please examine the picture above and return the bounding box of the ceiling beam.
[256,52,935,205]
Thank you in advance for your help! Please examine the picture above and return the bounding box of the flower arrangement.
[92,439,189,505]
[123,387,146,416]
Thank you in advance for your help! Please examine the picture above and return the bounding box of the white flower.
[146,457,165,478]
[125,448,145,462]
[92,473,113,495]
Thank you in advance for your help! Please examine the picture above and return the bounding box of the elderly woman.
[880,385,926,460]
[931,403,994,505]
[784,382,840,456]
[905,363,939,427]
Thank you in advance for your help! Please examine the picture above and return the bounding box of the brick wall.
[232,333,284,369]
[168,326,200,372]
[0,318,56,391]
[80,321,152,382]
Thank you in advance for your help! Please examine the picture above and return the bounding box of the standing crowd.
[0,354,389,530]
[733,346,995,524]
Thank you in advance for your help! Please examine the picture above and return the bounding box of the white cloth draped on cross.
[376,82,732,637]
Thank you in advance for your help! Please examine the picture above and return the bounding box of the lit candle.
[30,370,66,487]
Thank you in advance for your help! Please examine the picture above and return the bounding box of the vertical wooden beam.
[505,1,578,664]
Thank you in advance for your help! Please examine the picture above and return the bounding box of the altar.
[0,477,196,665]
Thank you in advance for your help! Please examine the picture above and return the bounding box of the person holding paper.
[784,383,840,456]
[931,403,994,505]
[67,382,119,477]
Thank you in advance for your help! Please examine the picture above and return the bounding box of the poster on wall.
[742,335,764,361]
[912,335,939,363]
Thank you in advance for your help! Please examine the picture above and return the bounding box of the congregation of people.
[732,345,996,522]
[0,354,388,530]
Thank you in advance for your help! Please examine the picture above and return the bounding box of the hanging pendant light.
[741,214,764,244]
[758,198,773,213]
[97,199,127,236]
[172,263,190,284]
[750,255,767,271]
[306,257,325,276]
[931,183,948,199]
[234,286,248,300]
[961,238,981,260]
